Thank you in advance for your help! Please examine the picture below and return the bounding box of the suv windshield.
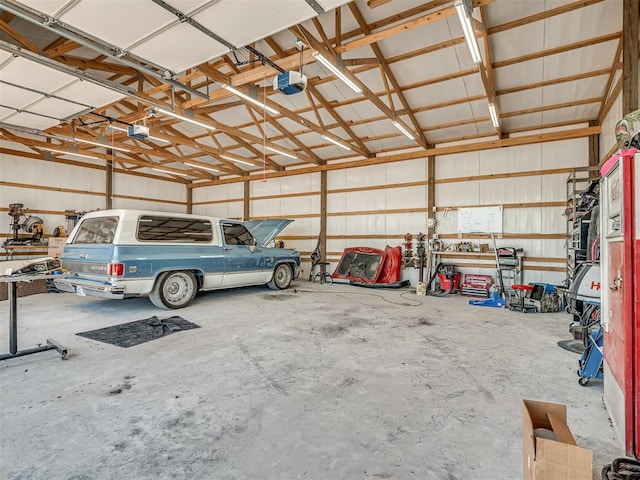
[72,216,118,244]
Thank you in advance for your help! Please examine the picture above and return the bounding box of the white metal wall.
[601,92,623,158]
[0,147,106,242]
[0,145,188,248]
[327,158,428,253]
[192,182,245,219]
[435,139,588,284]
[112,172,186,213]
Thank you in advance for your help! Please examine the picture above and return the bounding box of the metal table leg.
[0,279,67,361]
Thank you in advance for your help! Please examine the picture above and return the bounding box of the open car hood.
[244,219,294,246]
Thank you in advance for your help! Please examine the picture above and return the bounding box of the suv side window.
[223,223,255,246]
[137,216,213,242]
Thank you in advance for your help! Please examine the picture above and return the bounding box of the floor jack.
[577,301,603,386]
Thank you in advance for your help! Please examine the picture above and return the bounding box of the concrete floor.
[0,281,624,479]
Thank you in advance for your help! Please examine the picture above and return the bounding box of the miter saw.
[3,203,46,246]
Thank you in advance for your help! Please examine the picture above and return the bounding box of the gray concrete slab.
[0,282,624,479]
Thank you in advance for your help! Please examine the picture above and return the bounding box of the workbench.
[429,250,525,285]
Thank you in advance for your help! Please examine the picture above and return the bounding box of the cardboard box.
[47,237,68,258]
[522,399,592,480]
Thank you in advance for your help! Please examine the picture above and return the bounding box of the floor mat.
[77,316,200,348]
[557,339,585,354]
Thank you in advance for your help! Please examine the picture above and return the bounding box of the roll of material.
[416,282,427,296]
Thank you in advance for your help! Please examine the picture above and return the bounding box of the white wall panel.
[112,173,185,212]
[192,183,244,204]
[0,153,105,240]
[480,176,541,203]
[600,93,623,158]
[194,201,243,219]
[541,138,589,168]
[385,186,426,209]
[478,144,541,173]
[437,152,480,178]
[436,181,480,205]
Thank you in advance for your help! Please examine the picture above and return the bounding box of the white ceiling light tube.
[157,108,216,130]
[392,120,416,141]
[488,103,500,128]
[152,167,188,176]
[73,137,131,152]
[264,146,298,160]
[107,125,171,144]
[455,0,482,64]
[322,135,352,151]
[42,147,101,161]
[221,84,279,115]
[220,155,254,166]
[183,162,220,173]
[313,52,362,94]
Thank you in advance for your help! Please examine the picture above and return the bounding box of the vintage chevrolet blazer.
[54,209,300,309]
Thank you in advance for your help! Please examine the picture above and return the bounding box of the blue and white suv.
[54,209,300,309]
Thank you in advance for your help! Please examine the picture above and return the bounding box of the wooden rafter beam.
[343,57,380,66]
[181,49,316,110]
[478,5,500,137]
[367,0,392,8]
[500,97,603,118]
[497,68,613,96]
[56,54,139,76]
[44,40,82,58]
[348,2,430,148]
[297,24,427,149]
[0,19,40,52]
[190,126,601,188]
[334,0,495,55]
[249,103,323,165]
[264,36,371,157]
[487,0,605,35]
[195,63,354,161]
[598,38,624,122]
[493,32,620,69]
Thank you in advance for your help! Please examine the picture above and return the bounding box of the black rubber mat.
[77,316,200,348]
[557,339,585,354]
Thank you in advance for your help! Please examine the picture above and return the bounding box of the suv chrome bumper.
[54,277,126,299]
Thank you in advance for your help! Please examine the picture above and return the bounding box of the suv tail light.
[108,263,124,276]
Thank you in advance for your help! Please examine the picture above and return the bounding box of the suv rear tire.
[149,270,197,309]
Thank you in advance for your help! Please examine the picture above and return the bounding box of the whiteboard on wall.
[457,206,503,233]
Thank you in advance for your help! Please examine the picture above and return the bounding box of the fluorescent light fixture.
[488,103,500,128]
[220,155,254,167]
[264,146,298,160]
[73,137,131,152]
[107,125,170,144]
[455,0,482,64]
[157,108,216,130]
[184,162,220,173]
[392,120,415,141]
[152,167,189,177]
[322,135,352,151]
[221,84,279,115]
[312,52,362,94]
[42,147,101,161]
